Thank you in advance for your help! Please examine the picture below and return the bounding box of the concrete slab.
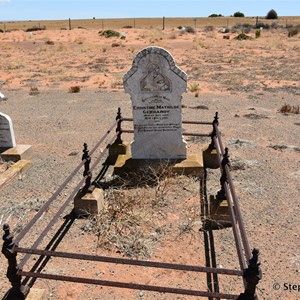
[26,288,47,300]
[108,142,129,163]
[208,195,232,229]
[202,143,219,169]
[173,153,204,176]
[1,144,33,162]
[0,160,32,188]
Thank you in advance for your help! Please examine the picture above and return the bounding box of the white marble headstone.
[0,112,16,149]
[124,46,187,159]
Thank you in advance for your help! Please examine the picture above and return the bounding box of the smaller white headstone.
[0,112,16,149]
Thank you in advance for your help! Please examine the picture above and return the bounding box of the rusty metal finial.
[221,147,230,169]
[209,112,219,149]
[116,107,122,120]
[82,143,91,177]
[216,148,230,201]
[115,108,123,144]
[213,111,219,126]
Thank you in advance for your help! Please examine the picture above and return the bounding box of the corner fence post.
[217,147,229,201]
[209,112,218,149]
[237,248,262,300]
[115,107,123,144]
[2,223,28,299]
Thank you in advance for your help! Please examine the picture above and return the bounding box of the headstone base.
[204,195,232,229]
[74,188,105,217]
[0,145,32,162]
[108,142,129,164]
[26,288,47,300]
[202,144,219,169]
[113,146,204,177]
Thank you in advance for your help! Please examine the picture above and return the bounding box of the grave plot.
[1,47,261,300]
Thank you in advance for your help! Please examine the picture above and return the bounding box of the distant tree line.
[208,9,279,19]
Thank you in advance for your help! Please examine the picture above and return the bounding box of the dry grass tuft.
[279,103,299,114]
[45,40,54,45]
[189,83,200,97]
[29,86,39,95]
[68,86,80,93]
[189,83,200,92]
[80,163,198,258]
[111,42,121,47]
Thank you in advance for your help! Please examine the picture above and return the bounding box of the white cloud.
[0,0,11,3]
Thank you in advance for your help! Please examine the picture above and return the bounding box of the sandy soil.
[0,27,299,299]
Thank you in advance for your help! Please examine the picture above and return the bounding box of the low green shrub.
[25,26,46,32]
[254,22,270,29]
[99,29,120,38]
[235,33,252,40]
[288,27,300,37]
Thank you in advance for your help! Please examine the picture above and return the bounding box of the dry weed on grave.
[80,164,199,258]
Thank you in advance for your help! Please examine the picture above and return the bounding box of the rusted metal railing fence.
[1,109,261,300]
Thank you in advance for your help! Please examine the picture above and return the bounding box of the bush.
[271,22,279,29]
[209,14,223,17]
[288,27,300,37]
[254,22,270,29]
[235,33,252,40]
[68,86,80,93]
[0,29,3,33]
[234,11,245,17]
[185,26,195,33]
[255,29,261,38]
[279,104,299,114]
[45,40,54,45]
[204,25,214,32]
[111,42,121,47]
[266,9,278,19]
[25,26,46,32]
[99,29,120,38]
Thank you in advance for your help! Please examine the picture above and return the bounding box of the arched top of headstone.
[124,46,187,84]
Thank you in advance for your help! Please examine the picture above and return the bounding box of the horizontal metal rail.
[15,120,118,245]
[19,271,240,299]
[213,136,246,271]
[16,247,243,276]
[121,129,210,137]
[17,133,117,271]
[214,124,251,262]
[121,118,212,125]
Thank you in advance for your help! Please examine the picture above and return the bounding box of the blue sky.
[0,0,299,21]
